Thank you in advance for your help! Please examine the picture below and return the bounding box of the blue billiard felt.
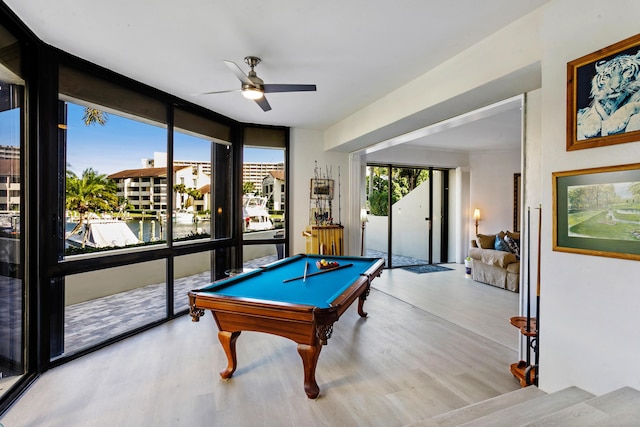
[197,255,380,308]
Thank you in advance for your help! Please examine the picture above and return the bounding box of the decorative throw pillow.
[504,234,520,259]
[494,235,509,252]
[506,231,520,242]
[476,234,496,249]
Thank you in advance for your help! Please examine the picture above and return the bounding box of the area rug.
[401,264,453,274]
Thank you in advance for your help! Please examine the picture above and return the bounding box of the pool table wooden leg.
[218,331,241,379]
[297,343,322,399]
[357,285,371,317]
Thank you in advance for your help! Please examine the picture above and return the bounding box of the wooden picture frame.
[567,33,640,151]
[553,163,640,260]
[513,173,521,232]
[310,178,334,200]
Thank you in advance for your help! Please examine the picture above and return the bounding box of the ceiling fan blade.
[196,89,241,95]
[224,60,253,86]
[263,84,317,93]
[255,96,272,112]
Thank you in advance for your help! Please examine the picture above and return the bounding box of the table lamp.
[473,208,481,235]
[360,208,368,256]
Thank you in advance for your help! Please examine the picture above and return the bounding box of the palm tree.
[174,184,187,209]
[82,108,109,126]
[66,168,119,247]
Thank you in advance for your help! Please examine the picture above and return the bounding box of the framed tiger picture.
[567,33,640,151]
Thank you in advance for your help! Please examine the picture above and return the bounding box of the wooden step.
[431,386,546,427]
[521,386,640,426]
[456,386,594,427]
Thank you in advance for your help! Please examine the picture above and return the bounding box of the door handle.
[425,217,432,230]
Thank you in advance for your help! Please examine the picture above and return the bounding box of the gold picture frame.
[567,33,640,151]
[553,162,640,260]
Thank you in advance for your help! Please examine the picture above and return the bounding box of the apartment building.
[0,146,19,213]
[243,162,284,194]
[107,165,210,212]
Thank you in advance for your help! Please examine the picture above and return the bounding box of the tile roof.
[268,170,285,180]
[107,166,188,179]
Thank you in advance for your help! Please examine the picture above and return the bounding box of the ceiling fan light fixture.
[242,87,264,100]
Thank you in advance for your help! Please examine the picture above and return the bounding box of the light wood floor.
[0,264,522,427]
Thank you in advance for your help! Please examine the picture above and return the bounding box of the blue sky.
[0,103,284,175]
[0,108,20,147]
[65,103,283,175]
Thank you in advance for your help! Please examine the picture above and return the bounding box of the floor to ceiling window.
[241,126,287,269]
[60,66,168,256]
[0,22,24,401]
[172,108,233,312]
[51,64,235,360]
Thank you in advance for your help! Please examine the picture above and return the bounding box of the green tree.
[185,188,203,208]
[397,168,429,192]
[66,168,119,246]
[243,182,255,194]
[366,167,430,216]
[629,182,640,203]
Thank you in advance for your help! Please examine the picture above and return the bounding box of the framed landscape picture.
[310,178,334,200]
[567,33,640,151]
[553,163,640,260]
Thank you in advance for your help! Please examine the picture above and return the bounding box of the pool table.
[188,254,385,399]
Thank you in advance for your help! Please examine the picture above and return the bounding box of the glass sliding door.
[391,167,430,267]
[431,169,445,263]
[0,25,25,397]
[363,165,389,266]
[365,164,449,268]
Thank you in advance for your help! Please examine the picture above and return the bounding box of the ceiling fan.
[200,56,317,112]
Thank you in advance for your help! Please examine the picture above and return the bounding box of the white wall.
[289,128,352,255]
[366,146,469,168]
[469,149,521,235]
[537,0,640,394]
[324,8,544,152]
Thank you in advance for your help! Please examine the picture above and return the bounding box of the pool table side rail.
[327,258,384,312]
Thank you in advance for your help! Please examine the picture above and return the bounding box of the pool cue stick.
[534,204,542,386]
[303,261,309,282]
[338,166,341,225]
[525,207,532,383]
[283,263,353,283]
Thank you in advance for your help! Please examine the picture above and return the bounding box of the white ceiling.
[4,0,550,151]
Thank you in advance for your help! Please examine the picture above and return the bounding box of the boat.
[173,208,196,224]
[66,219,142,248]
[243,194,274,231]
[0,213,19,235]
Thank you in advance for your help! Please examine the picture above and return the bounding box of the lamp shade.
[360,208,369,223]
[473,208,481,221]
